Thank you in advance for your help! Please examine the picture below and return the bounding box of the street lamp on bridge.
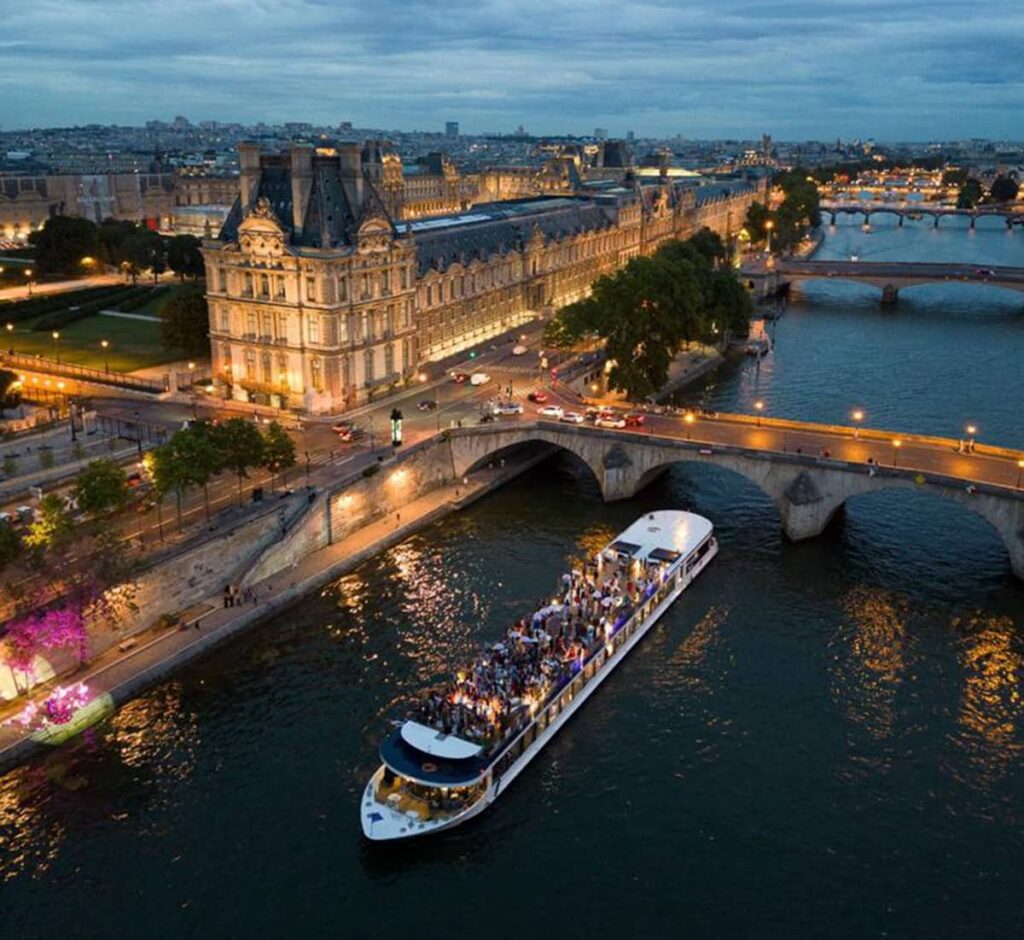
[965,424,977,453]
[892,438,902,467]
[852,409,864,438]
[684,412,695,440]
[101,339,110,372]
[25,268,34,298]
[754,399,764,427]
[51,331,60,363]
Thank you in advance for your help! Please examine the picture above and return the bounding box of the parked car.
[511,344,528,356]
[624,413,645,427]
[418,399,438,411]
[527,391,549,404]
[331,421,354,433]
[595,415,626,429]
[470,372,491,386]
[538,404,564,419]
[560,411,586,424]
[494,401,524,416]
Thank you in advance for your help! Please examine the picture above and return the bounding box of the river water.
[3,218,1024,938]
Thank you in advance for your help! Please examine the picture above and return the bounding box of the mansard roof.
[217,154,394,250]
[403,197,616,275]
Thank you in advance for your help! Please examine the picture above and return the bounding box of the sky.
[2,0,1022,140]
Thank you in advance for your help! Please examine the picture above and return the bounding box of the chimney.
[290,144,315,232]
[238,141,262,209]
[337,142,364,216]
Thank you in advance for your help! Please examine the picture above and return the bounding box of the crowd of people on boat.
[417,550,667,748]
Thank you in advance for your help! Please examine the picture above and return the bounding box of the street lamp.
[684,412,695,440]
[51,330,60,362]
[5,321,13,354]
[25,268,34,298]
[101,339,110,372]
[852,408,864,438]
[892,438,902,467]
[965,424,977,452]
[754,399,764,427]
[764,219,774,257]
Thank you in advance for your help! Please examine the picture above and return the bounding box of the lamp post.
[101,339,110,373]
[684,412,695,440]
[5,321,13,354]
[764,219,774,260]
[965,424,977,453]
[25,268,34,298]
[189,361,199,417]
[892,438,902,467]
[852,408,864,439]
[754,399,764,427]
[51,330,60,363]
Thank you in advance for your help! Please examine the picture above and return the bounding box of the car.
[624,413,646,427]
[537,404,564,419]
[451,372,470,384]
[560,411,585,424]
[975,267,995,277]
[494,401,524,416]
[418,399,438,411]
[479,413,496,424]
[331,421,354,433]
[527,391,549,404]
[595,415,626,429]
[470,372,491,386]
[511,344,528,356]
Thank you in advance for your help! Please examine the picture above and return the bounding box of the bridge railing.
[0,352,164,394]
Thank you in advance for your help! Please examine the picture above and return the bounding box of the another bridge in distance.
[744,259,1024,304]
[820,199,1024,229]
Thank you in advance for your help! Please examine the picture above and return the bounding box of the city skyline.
[3,0,1021,140]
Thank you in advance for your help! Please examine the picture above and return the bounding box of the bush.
[0,285,129,324]
[30,286,154,331]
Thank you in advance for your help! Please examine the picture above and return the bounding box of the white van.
[470,372,491,386]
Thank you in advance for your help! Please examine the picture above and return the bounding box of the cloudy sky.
[2,0,1021,139]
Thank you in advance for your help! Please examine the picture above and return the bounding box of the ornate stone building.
[202,141,765,414]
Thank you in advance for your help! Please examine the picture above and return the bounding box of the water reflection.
[0,768,66,884]
[953,613,1024,788]
[829,585,910,742]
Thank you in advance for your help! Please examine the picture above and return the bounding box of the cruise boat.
[360,510,718,841]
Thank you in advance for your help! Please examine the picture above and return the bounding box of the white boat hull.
[361,536,718,841]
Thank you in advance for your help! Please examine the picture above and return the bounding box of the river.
[2,217,1023,938]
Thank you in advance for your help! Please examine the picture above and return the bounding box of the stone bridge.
[448,422,1024,579]
[755,259,1024,304]
[820,200,1024,229]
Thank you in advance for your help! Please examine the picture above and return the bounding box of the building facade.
[202,141,766,414]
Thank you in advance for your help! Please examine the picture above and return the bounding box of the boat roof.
[380,728,488,787]
[607,510,712,563]
[400,721,483,759]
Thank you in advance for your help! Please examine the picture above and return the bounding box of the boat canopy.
[400,721,483,759]
[611,510,713,565]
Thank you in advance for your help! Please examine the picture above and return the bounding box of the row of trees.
[159,287,211,358]
[744,168,822,254]
[146,417,297,530]
[542,230,752,401]
[29,215,204,281]
[954,174,1019,209]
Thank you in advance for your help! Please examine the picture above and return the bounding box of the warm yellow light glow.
[5,322,12,332]
[892,439,902,448]
[101,339,109,349]
[389,469,408,484]
[764,220,774,231]
[80,256,95,266]
[51,331,60,340]
[754,400,764,411]
[188,361,196,370]
[966,424,977,436]
[57,381,65,390]
[684,413,695,425]
[852,409,864,422]
[418,372,428,383]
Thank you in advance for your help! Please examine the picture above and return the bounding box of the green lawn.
[9,311,173,372]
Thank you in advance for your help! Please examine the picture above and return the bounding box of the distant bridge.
[820,200,1024,229]
[745,259,1024,304]
[447,415,1024,579]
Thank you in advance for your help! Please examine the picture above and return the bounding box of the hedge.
[31,286,156,331]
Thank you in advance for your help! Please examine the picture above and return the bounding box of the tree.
[0,369,22,418]
[688,228,727,268]
[160,288,209,356]
[72,458,129,518]
[0,521,20,572]
[989,176,1019,204]
[262,421,297,490]
[24,494,75,553]
[28,216,101,277]
[957,179,983,209]
[744,201,772,244]
[122,229,164,285]
[98,218,142,267]
[149,441,192,530]
[169,423,222,520]
[942,168,968,187]
[213,417,265,505]
[167,234,205,281]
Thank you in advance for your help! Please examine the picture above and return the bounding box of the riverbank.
[0,446,551,775]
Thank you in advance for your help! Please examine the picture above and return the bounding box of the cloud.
[2,0,1021,139]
